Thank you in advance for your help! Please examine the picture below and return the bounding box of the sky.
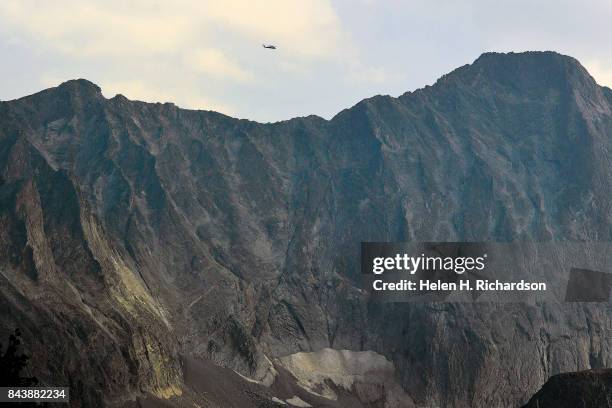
[1,0,612,122]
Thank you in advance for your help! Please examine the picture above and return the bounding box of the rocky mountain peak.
[429,51,597,96]
[56,78,102,94]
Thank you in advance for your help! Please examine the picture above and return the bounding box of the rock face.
[0,51,611,407]
[522,369,612,408]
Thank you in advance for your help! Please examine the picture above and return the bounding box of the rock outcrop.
[523,369,612,408]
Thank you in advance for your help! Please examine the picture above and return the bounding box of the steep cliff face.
[0,51,611,407]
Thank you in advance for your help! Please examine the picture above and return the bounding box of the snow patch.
[277,348,415,407]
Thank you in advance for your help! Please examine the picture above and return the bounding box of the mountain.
[522,369,612,408]
[0,51,611,407]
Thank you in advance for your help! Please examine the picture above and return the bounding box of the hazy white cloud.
[583,60,612,88]
[346,62,403,84]
[0,1,195,57]
[187,49,254,82]
[0,0,348,59]
[203,0,349,59]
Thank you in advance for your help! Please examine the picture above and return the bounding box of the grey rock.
[0,52,611,407]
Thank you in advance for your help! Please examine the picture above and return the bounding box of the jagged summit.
[474,50,581,65]
[428,50,595,93]
[474,50,591,82]
[9,51,603,124]
[57,78,102,93]
[8,78,102,103]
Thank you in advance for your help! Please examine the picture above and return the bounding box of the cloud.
[583,60,612,88]
[0,0,348,59]
[0,1,195,57]
[203,0,349,59]
[187,49,254,82]
[346,62,403,84]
